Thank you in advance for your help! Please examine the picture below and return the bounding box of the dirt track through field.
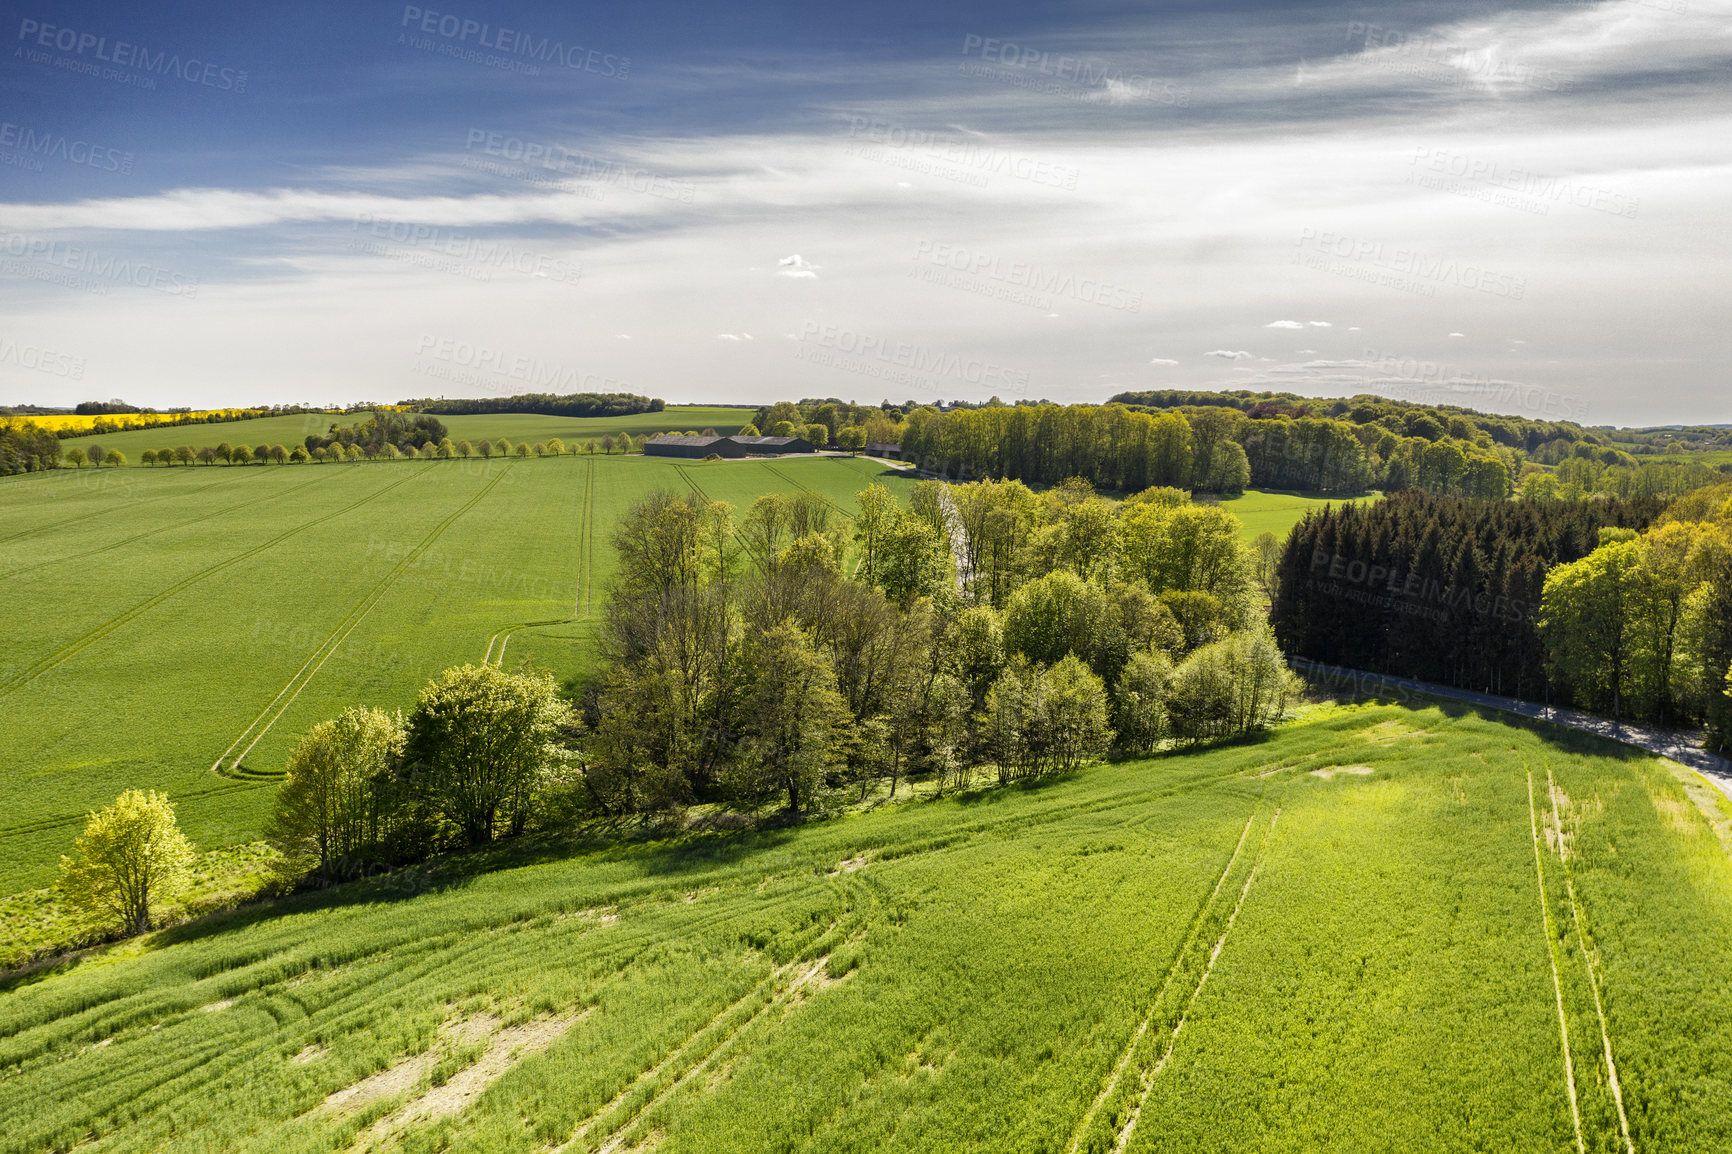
[1528,765,1588,1154]
[1064,800,1265,1154]
[210,464,514,777]
[0,464,436,704]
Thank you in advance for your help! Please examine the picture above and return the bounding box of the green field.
[1212,488,1368,545]
[0,453,911,892]
[55,407,756,462]
[3,703,1730,1151]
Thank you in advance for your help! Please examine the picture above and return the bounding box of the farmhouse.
[643,434,815,458]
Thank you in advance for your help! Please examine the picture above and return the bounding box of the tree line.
[1536,482,1732,742]
[582,477,1298,817]
[0,420,60,475]
[899,402,1517,498]
[408,392,663,418]
[1269,487,1732,743]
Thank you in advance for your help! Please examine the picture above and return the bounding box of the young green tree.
[174,445,195,466]
[1114,649,1173,754]
[1037,654,1114,771]
[270,707,406,880]
[1250,531,1282,604]
[289,446,310,463]
[728,623,851,814]
[404,664,573,844]
[1539,539,1643,721]
[837,426,867,452]
[456,439,473,458]
[477,439,494,458]
[140,449,157,466]
[103,448,126,468]
[1002,570,1106,667]
[59,790,194,935]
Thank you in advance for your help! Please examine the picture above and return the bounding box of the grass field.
[0,453,911,893]
[42,407,756,462]
[1211,488,1369,545]
[3,702,1730,1151]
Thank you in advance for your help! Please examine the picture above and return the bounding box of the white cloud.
[1265,320,1304,329]
[614,333,632,340]
[1308,321,1332,327]
[1149,357,1180,365]
[716,333,756,342]
[777,254,820,278]
[1206,349,1254,359]
[1449,332,1466,338]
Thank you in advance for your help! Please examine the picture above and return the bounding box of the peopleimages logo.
[0,335,85,379]
[399,7,629,77]
[0,121,132,174]
[16,19,249,92]
[414,334,632,393]
[0,232,199,296]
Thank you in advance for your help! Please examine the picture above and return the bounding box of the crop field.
[3,704,1731,1151]
[1211,488,1369,545]
[0,453,911,892]
[36,407,756,462]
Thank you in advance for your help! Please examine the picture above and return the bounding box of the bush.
[1167,628,1298,744]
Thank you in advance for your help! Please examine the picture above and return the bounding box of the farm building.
[728,435,814,455]
[865,442,906,460]
[643,434,816,459]
[642,435,743,459]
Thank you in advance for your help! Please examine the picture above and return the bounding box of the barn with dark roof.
[643,434,816,459]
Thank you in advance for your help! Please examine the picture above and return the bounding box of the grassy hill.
[52,407,756,462]
[0,453,912,892]
[4,703,1730,1151]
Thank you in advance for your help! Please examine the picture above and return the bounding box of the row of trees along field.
[1272,482,1732,744]
[405,391,663,417]
[125,434,643,466]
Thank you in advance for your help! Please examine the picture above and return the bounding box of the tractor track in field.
[1105,805,1281,1154]
[1528,765,1588,1154]
[211,464,515,778]
[761,462,855,521]
[3,472,335,579]
[0,470,246,545]
[550,916,854,1154]
[1064,801,1265,1154]
[672,463,771,571]
[579,454,596,618]
[0,463,439,705]
[1544,763,1636,1154]
[479,455,595,666]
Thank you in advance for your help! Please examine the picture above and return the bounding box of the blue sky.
[0,0,1727,424]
